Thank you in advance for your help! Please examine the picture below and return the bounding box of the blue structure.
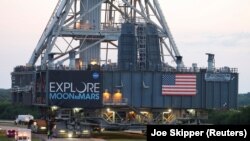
[102,70,238,109]
[145,23,161,70]
[118,23,137,70]
[11,23,239,124]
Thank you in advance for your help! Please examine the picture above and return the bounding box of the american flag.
[162,74,196,96]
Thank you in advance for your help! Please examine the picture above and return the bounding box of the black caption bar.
[147,125,249,140]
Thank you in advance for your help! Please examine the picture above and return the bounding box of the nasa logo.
[92,72,99,79]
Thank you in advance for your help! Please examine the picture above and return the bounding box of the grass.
[32,137,41,141]
[0,136,13,141]
[0,136,41,141]
[92,131,146,140]
[107,139,146,141]
[0,130,11,141]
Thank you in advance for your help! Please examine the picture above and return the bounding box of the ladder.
[137,24,146,70]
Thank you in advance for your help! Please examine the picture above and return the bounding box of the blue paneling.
[141,72,153,107]
[163,96,172,107]
[181,97,192,108]
[103,72,113,92]
[146,24,161,70]
[112,72,121,89]
[152,73,163,108]
[228,73,238,108]
[213,82,221,108]
[221,82,229,108]
[131,72,142,107]
[118,23,137,70]
[233,74,238,107]
[172,96,182,108]
[205,82,213,108]
[121,23,135,34]
[191,73,202,108]
[121,72,132,105]
[201,73,206,108]
[102,71,238,109]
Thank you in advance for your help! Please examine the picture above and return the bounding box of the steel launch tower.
[28,0,181,69]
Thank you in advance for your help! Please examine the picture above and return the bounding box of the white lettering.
[87,83,94,92]
[64,82,71,92]
[49,82,101,93]
[76,82,87,93]
[170,129,204,138]
[50,82,56,92]
[151,129,167,136]
[49,93,100,100]
[70,83,75,93]
[56,83,63,92]
[94,83,100,93]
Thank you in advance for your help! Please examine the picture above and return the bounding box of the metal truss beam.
[27,0,183,67]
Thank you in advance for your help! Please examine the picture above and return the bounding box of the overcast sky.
[0,0,249,93]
